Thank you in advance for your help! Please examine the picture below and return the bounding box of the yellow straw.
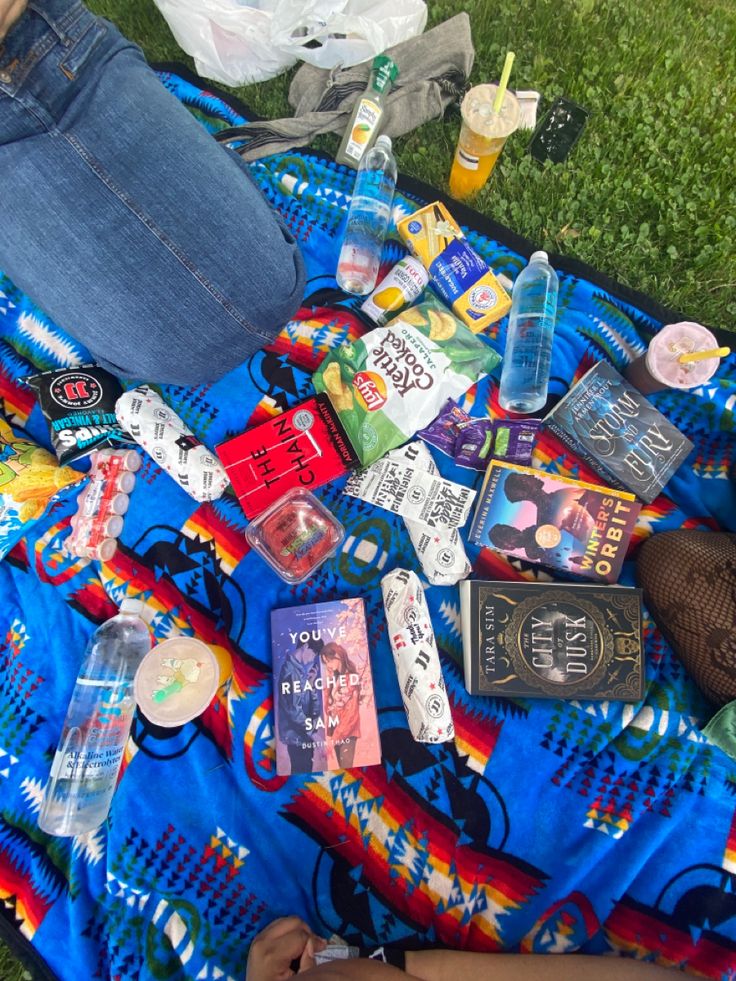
[678,346,731,363]
[493,51,516,113]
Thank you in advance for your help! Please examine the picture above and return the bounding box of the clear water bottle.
[336,134,397,296]
[38,599,151,837]
[498,251,559,414]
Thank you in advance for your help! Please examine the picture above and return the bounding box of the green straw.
[492,51,515,113]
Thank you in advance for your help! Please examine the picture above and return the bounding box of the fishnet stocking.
[636,531,736,706]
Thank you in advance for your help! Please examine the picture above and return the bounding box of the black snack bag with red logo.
[25,364,131,464]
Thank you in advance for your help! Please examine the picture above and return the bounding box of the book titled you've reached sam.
[271,598,381,776]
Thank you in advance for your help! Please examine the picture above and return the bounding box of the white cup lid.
[134,637,220,728]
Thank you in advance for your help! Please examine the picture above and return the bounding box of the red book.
[217,395,358,520]
[271,598,381,775]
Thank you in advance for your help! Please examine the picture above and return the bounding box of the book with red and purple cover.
[469,460,641,584]
[270,598,381,775]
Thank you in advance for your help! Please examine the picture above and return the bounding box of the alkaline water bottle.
[498,251,559,414]
[336,135,397,296]
[38,599,151,837]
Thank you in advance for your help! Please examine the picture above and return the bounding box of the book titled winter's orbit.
[270,598,381,775]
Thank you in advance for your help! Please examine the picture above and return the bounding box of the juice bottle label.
[344,99,382,163]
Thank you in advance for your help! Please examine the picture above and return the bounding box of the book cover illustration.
[460,580,644,701]
[469,460,641,584]
[270,598,381,775]
[544,360,694,503]
[217,394,359,519]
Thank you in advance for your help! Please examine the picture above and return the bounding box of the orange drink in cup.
[450,84,521,198]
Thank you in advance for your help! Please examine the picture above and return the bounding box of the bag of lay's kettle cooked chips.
[313,296,501,466]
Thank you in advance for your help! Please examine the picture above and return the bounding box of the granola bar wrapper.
[115,385,228,503]
[386,443,471,585]
[381,569,455,744]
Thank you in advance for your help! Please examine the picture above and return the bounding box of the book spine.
[459,584,477,694]
[544,417,630,495]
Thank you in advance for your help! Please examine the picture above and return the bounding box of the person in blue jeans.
[0,0,305,385]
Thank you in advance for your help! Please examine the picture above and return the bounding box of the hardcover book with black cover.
[460,580,644,701]
[543,361,693,503]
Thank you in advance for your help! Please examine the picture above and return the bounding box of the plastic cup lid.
[134,637,220,728]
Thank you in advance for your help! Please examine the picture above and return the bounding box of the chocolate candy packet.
[417,398,471,457]
[454,418,496,470]
[25,364,131,465]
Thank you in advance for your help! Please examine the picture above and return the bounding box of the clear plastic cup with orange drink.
[449,84,521,199]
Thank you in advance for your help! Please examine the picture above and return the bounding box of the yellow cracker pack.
[397,201,511,333]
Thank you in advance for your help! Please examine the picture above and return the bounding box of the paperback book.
[469,460,641,583]
[460,580,644,701]
[270,597,381,775]
[544,361,693,503]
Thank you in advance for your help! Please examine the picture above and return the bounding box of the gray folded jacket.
[215,13,474,161]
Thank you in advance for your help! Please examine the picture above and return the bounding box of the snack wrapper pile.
[313,295,501,466]
[381,568,454,743]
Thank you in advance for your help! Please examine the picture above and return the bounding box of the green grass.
[85,0,736,329]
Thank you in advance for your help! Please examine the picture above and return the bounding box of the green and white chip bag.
[313,296,502,466]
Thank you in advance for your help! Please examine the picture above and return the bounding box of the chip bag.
[313,296,501,466]
[0,417,84,560]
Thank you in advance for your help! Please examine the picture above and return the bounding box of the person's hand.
[0,0,27,41]
[247,916,327,981]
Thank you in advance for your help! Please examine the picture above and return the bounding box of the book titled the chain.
[460,580,644,701]
[271,598,381,775]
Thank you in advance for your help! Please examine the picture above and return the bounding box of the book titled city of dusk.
[460,580,644,702]
[270,598,381,776]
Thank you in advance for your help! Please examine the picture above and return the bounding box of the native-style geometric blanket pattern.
[0,68,735,981]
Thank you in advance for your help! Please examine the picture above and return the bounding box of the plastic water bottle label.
[49,742,125,780]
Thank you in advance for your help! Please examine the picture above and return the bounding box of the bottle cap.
[375,135,393,153]
[371,55,399,91]
[530,250,548,263]
[120,598,144,616]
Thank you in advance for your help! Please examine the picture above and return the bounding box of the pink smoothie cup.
[625,322,724,395]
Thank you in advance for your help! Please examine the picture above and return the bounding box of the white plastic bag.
[153,0,427,87]
[153,0,296,87]
[270,0,427,70]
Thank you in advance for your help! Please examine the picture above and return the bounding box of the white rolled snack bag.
[116,385,229,503]
[381,568,455,743]
[386,442,471,586]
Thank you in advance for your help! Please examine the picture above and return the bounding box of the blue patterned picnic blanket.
[0,66,735,981]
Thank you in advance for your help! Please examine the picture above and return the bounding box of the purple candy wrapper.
[492,418,541,464]
[454,419,496,470]
[417,399,471,457]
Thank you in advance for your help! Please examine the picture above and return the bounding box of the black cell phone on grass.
[528,97,590,163]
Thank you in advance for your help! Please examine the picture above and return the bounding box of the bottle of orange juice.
[336,56,399,169]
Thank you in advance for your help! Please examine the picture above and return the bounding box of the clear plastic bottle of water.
[336,134,397,296]
[38,599,151,837]
[498,251,559,414]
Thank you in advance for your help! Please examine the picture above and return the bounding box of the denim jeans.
[0,0,306,385]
